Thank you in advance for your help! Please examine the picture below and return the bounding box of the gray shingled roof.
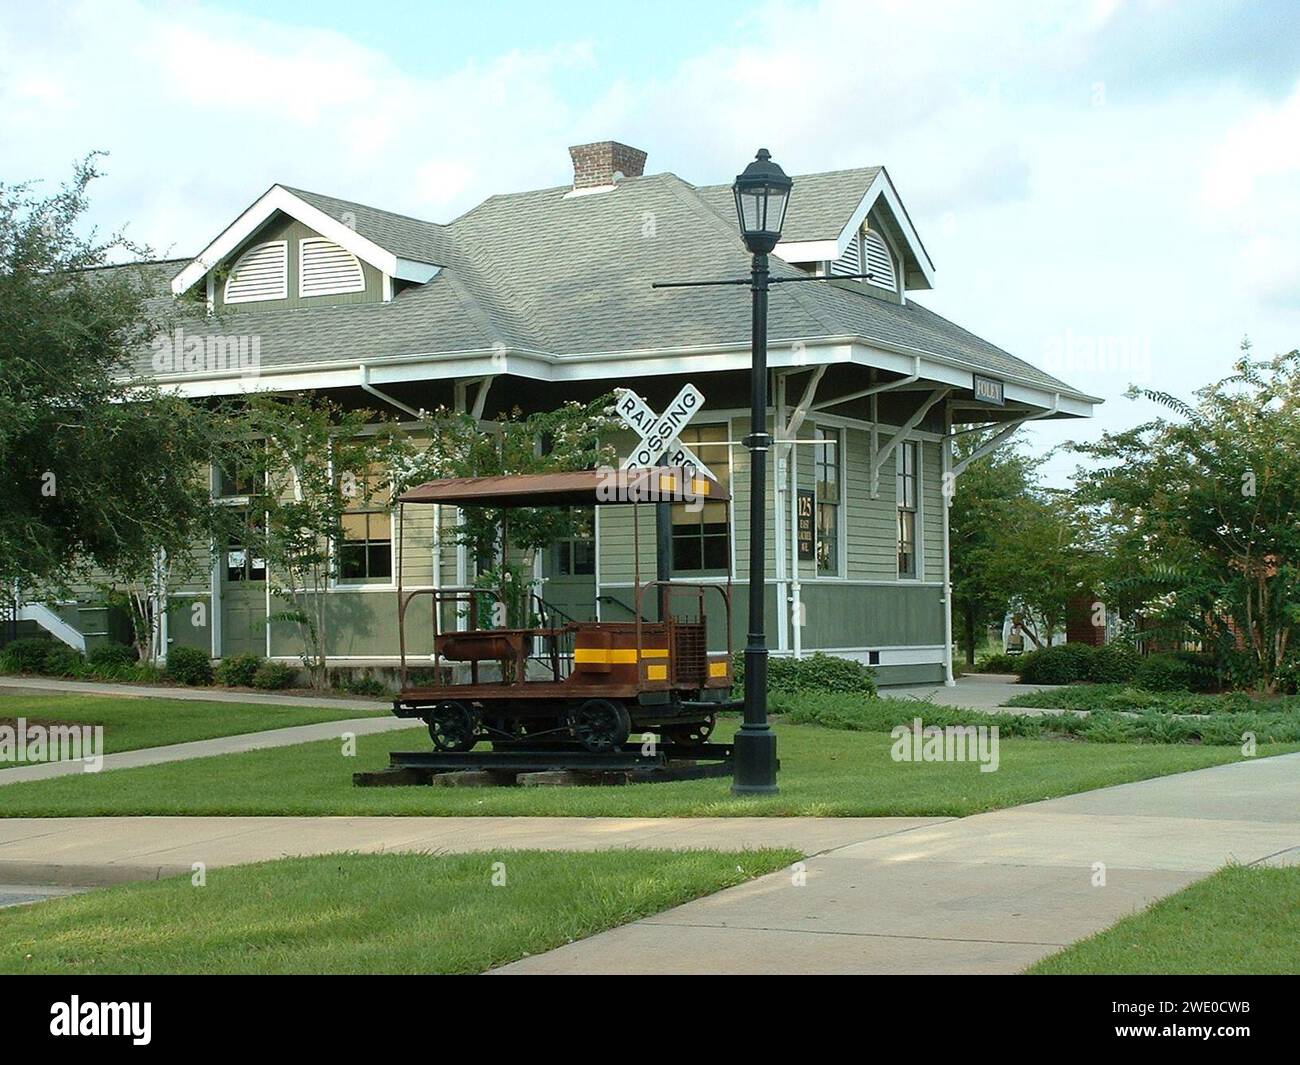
[280,186,451,265]
[698,166,881,244]
[124,168,1092,402]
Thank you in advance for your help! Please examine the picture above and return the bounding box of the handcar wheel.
[663,713,716,746]
[427,701,478,752]
[568,699,631,753]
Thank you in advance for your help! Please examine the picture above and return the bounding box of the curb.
[0,860,189,888]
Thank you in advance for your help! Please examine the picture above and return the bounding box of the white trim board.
[152,339,1098,416]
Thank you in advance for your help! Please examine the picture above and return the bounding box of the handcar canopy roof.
[398,467,729,508]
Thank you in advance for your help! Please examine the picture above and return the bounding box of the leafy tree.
[947,434,1037,663]
[395,398,619,618]
[0,157,228,644]
[231,396,406,689]
[1071,346,1300,691]
[949,433,1100,661]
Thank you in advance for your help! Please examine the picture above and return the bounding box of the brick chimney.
[568,141,647,190]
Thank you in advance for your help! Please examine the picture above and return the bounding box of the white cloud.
[2,0,1297,486]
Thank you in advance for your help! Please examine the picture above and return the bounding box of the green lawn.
[1030,865,1300,975]
[0,849,798,974]
[1003,684,1300,715]
[0,693,380,768]
[2,715,1291,818]
[812,692,1300,745]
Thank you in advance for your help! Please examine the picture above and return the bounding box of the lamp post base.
[731,724,779,795]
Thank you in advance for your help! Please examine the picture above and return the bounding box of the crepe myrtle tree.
[230,396,408,689]
[948,433,1038,664]
[393,397,620,626]
[0,155,235,647]
[1071,345,1300,691]
[949,433,1099,659]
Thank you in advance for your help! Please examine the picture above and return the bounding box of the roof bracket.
[360,364,424,420]
[870,386,949,497]
[950,394,1059,478]
[455,376,495,420]
[812,355,921,412]
[780,365,827,442]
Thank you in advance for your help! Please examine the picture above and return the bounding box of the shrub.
[1087,643,1140,684]
[974,652,1021,674]
[166,646,213,686]
[765,652,877,696]
[251,661,297,690]
[1134,653,1196,693]
[88,643,137,671]
[0,636,56,674]
[1019,643,1094,685]
[335,675,391,697]
[1172,651,1221,692]
[125,663,167,684]
[42,644,86,677]
[215,652,264,688]
[1274,656,1300,696]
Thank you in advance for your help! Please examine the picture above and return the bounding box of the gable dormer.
[172,184,445,311]
[773,166,934,300]
[213,214,380,310]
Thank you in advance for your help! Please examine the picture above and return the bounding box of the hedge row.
[0,638,297,690]
[974,642,1226,692]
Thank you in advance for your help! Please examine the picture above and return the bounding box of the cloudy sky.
[2,0,1297,483]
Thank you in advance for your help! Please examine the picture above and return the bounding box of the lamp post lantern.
[730,148,792,795]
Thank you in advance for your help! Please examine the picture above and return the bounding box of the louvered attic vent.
[224,241,288,304]
[830,231,862,277]
[299,237,365,298]
[863,229,896,290]
[830,227,898,291]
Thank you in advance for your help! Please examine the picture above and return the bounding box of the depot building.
[30,141,1095,686]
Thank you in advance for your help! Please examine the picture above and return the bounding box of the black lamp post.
[654,149,868,794]
[730,149,791,795]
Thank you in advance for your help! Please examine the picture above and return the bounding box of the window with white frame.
[338,469,393,583]
[671,424,730,575]
[224,511,266,583]
[814,426,841,576]
[896,440,919,578]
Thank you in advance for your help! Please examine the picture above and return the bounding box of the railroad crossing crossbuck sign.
[616,385,716,481]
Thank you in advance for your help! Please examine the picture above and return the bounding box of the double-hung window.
[897,441,919,578]
[814,426,841,576]
[339,470,393,583]
[671,424,730,575]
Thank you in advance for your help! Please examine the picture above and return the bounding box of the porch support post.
[941,397,955,686]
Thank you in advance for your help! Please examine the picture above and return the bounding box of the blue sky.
[2,0,1299,484]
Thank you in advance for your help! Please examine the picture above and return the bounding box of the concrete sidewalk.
[887,673,1060,711]
[496,751,1300,974]
[0,816,939,886]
